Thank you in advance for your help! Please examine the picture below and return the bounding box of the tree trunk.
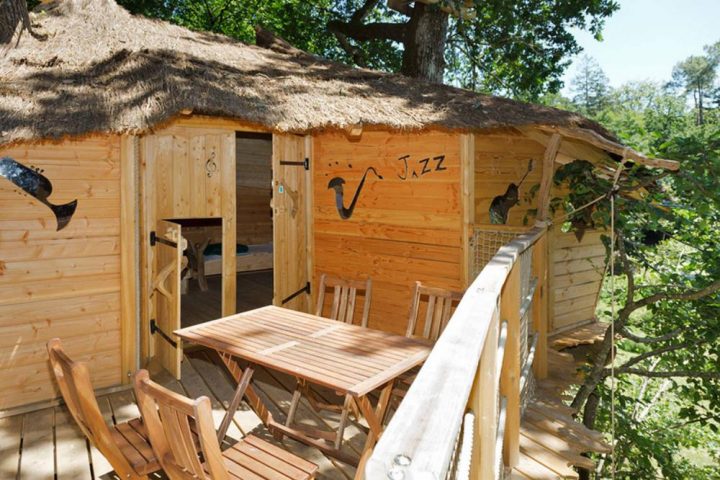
[401,3,449,84]
[578,392,601,480]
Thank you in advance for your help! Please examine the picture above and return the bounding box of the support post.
[460,134,475,287]
[120,135,138,383]
[468,310,500,478]
[537,133,562,221]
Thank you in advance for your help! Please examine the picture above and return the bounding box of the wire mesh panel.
[472,227,528,278]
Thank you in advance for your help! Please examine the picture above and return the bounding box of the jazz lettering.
[397,154,446,180]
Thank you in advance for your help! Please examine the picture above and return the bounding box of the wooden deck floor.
[511,323,612,479]
[0,348,360,480]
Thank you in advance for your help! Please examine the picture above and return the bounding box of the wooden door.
[272,135,311,312]
[140,127,236,365]
[151,220,186,379]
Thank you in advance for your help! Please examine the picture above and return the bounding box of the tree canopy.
[111,0,618,98]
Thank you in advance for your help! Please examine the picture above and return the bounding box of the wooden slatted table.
[175,305,432,465]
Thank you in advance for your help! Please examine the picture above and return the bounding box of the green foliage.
[114,0,617,99]
[445,0,618,98]
[544,47,720,478]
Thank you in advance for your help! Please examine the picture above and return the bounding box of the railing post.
[468,309,500,478]
[500,263,521,468]
[532,232,548,379]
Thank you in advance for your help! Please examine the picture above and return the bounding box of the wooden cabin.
[0,1,679,478]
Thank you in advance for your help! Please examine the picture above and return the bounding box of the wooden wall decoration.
[488,159,533,224]
[474,130,545,226]
[0,157,78,230]
[313,131,463,334]
[0,136,123,409]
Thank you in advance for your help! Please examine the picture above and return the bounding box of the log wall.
[0,136,123,409]
[312,131,463,334]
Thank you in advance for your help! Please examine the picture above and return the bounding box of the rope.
[609,163,622,480]
[610,189,617,480]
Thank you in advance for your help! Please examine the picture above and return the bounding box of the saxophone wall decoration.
[327,167,383,220]
[0,157,78,231]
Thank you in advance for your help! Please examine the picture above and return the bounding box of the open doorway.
[180,132,274,327]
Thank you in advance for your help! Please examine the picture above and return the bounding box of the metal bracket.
[281,282,311,305]
[150,231,178,248]
[150,319,178,348]
[280,157,309,170]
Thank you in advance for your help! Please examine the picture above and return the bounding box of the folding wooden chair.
[391,282,464,408]
[133,369,318,480]
[405,281,464,342]
[47,338,160,480]
[315,273,373,327]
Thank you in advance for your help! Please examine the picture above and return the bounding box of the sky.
[561,0,720,94]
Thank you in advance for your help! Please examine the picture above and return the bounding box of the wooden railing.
[365,225,548,480]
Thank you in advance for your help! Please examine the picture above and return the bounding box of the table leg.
[356,380,395,454]
[216,352,273,427]
[217,367,254,442]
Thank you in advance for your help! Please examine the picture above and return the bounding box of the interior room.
[180,132,274,327]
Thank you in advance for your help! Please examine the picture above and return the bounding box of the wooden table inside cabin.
[174,305,432,465]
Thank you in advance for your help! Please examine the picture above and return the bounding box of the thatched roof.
[0,0,614,146]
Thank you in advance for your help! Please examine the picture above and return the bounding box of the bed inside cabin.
[180,132,274,326]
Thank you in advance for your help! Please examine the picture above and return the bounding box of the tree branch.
[607,340,700,375]
[351,0,382,23]
[615,369,720,380]
[327,20,407,43]
[619,327,684,344]
[633,278,720,310]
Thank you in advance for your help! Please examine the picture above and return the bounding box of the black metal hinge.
[281,282,311,305]
[149,231,178,248]
[279,157,309,170]
[150,319,178,348]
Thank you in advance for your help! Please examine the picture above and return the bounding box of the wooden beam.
[120,135,138,383]
[344,123,363,140]
[538,126,680,171]
[304,135,314,314]
[221,132,237,316]
[536,134,562,221]
[460,133,475,287]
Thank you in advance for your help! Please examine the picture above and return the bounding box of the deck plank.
[250,365,356,480]
[4,346,356,480]
[18,407,55,480]
[55,406,93,480]
[0,414,23,478]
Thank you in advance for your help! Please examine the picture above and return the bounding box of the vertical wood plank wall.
[551,228,606,332]
[474,130,545,226]
[0,136,123,409]
[312,131,463,334]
